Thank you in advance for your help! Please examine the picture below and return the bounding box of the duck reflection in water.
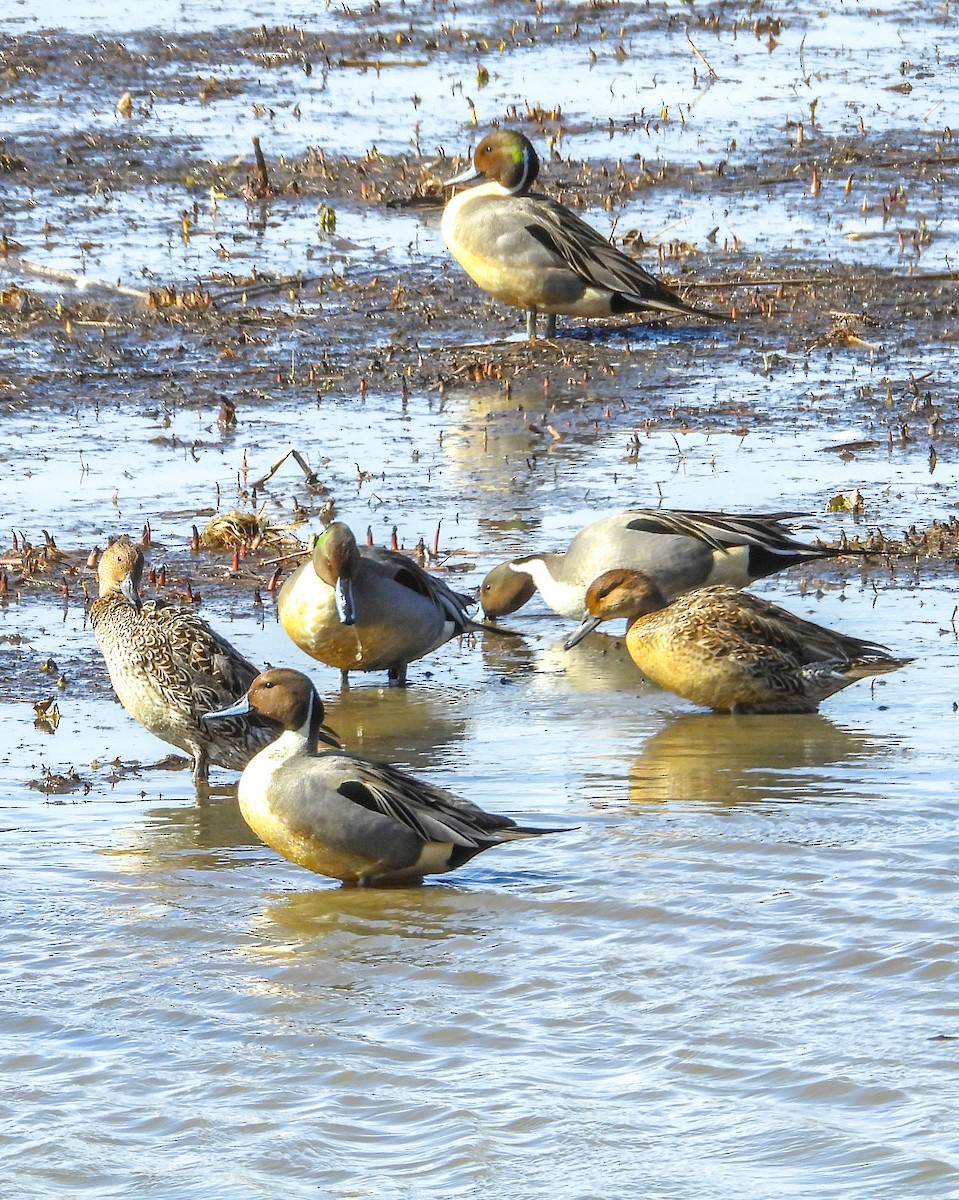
[627,711,887,807]
[254,880,503,948]
[479,620,646,691]
[320,685,471,772]
[532,630,645,693]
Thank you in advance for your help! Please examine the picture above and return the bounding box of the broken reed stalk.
[249,136,273,199]
[685,32,719,79]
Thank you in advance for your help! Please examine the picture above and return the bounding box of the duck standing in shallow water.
[481,508,853,624]
[565,570,911,714]
[206,668,563,886]
[278,522,493,686]
[441,129,724,338]
[90,539,276,784]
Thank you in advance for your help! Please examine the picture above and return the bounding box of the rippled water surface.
[2,1,959,1197]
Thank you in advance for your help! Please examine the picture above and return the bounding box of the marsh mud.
[2,5,958,686]
[2,4,959,1197]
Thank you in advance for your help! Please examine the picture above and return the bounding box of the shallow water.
[2,2,959,1198]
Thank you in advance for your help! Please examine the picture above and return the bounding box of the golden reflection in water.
[254,882,481,944]
[106,792,258,874]
[627,711,884,806]
[440,381,584,497]
[535,631,645,692]
[321,684,471,765]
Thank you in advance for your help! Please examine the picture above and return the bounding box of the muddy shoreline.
[2,10,957,713]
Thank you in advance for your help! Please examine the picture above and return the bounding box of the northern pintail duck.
[278,522,493,686]
[565,569,911,713]
[442,129,723,338]
[206,668,563,885]
[90,539,278,783]
[481,508,849,624]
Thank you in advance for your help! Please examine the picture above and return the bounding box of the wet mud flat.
[2,7,959,756]
[0,3,956,747]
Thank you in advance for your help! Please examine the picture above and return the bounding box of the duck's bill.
[335,577,356,625]
[564,616,602,651]
[120,577,142,612]
[443,164,481,187]
[204,694,251,721]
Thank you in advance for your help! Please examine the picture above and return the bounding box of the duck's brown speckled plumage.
[90,539,274,782]
[567,570,911,714]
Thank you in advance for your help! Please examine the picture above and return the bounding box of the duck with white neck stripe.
[441,129,725,338]
[206,668,567,886]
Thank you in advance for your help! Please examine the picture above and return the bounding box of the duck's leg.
[191,748,210,786]
[387,662,409,687]
[339,669,351,689]
[544,312,557,338]
[525,307,538,339]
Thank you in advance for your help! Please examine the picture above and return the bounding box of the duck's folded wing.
[148,602,258,683]
[704,588,893,667]
[365,546,481,631]
[527,198,671,297]
[143,601,266,727]
[621,509,822,554]
[334,755,525,847]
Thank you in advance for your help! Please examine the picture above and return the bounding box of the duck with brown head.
[206,668,566,886]
[565,569,912,714]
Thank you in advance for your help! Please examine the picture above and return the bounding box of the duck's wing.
[144,599,265,714]
[697,587,910,705]
[362,546,487,634]
[525,195,718,319]
[619,509,825,555]
[691,587,894,669]
[330,752,551,847]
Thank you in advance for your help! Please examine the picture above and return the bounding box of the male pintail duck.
[481,508,851,624]
[278,521,495,686]
[441,129,724,338]
[90,539,281,784]
[564,569,911,713]
[206,667,564,885]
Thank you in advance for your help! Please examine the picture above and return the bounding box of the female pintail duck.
[206,668,563,886]
[90,539,279,784]
[441,129,724,338]
[278,522,496,686]
[481,508,851,624]
[564,569,911,714]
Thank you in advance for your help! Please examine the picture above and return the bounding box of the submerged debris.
[29,764,91,795]
[32,696,61,731]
